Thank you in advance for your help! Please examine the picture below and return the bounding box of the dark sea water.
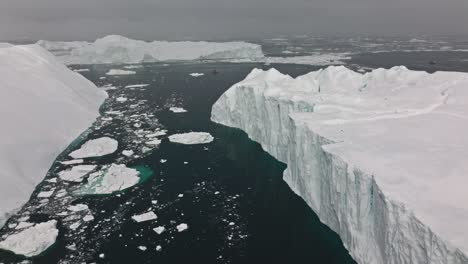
[0,62,356,264]
[1,36,467,264]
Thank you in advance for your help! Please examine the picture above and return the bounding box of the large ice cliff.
[37,35,264,65]
[211,66,468,264]
[0,45,107,228]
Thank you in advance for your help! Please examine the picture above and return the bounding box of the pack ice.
[211,66,468,264]
[37,35,264,65]
[0,45,107,228]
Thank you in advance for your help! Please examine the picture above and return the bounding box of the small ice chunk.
[83,214,94,222]
[131,211,157,223]
[46,178,57,183]
[189,73,204,77]
[145,130,167,138]
[160,159,167,163]
[138,246,147,251]
[178,194,184,198]
[116,97,128,102]
[58,165,97,182]
[153,226,165,235]
[68,204,89,212]
[60,159,84,165]
[125,84,149,88]
[169,107,187,113]
[37,189,55,198]
[156,245,162,251]
[99,253,105,258]
[151,200,158,204]
[122,150,134,157]
[176,223,189,232]
[73,68,90,72]
[168,132,214,145]
[106,69,136,75]
[69,137,118,159]
[69,222,81,230]
[0,220,58,257]
[146,139,162,147]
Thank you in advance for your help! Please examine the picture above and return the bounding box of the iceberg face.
[38,35,265,65]
[0,45,107,228]
[211,66,468,264]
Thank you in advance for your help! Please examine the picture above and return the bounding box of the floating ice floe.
[73,68,90,72]
[176,223,188,232]
[131,211,158,223]
[69,137,118,159]
[58,165,97,182]
[153,226,165,235]
[146,139,162,147]
[116,97,128,102]
[189,73,204,77]
[138,246,147,251]
[125,84,149,88]
[0,220,59,257]
[168,132,214,145]
[83,214,94,222]
[60,159,84,165]
[122,150,134,157]
[15,222,34,230]
[123,65,143,69]
[68,204,89,212]
[145,130,167,138]
[37,189,55,198]
[169,107,187,113]
[106,69,136,75]
[77,164,141,195]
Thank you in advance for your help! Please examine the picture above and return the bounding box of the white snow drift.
[38,35,264,65]
[0,220,59,257]
[0,45,106,228]
[168,132,214,145]
[69,137,118,159]
[211,66,468,264]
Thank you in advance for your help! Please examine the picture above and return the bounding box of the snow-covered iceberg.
[0,45,107,228]
[38,35,264,65]
[211,66,468,264]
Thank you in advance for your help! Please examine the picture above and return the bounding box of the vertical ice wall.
[211,67,468,264]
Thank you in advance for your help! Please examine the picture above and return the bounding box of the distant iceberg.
[212,66,468,264]
[0,45,106,228]
[38,35,265,65]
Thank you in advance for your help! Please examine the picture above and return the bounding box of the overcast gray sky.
[1,0,468,41]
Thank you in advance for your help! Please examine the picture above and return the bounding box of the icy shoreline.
[211,66,468,263]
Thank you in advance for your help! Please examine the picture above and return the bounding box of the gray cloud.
[1,0,467,41]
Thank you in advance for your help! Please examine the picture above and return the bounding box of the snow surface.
[0,220,59,257]
[132,211,158,223]
[38,35,264,65]
[168,132,214,145]
[69,137,118,159]
[58,165,97,182]
[211,66,468,264]
[77,164,140,195]
[0,45,106,228]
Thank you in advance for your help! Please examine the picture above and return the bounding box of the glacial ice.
[0,220,59,257]
[211,66,468,264]
[69,137,118,159]
[0,45,106,228]
[38,35,264,65]
[168,132,214,145]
